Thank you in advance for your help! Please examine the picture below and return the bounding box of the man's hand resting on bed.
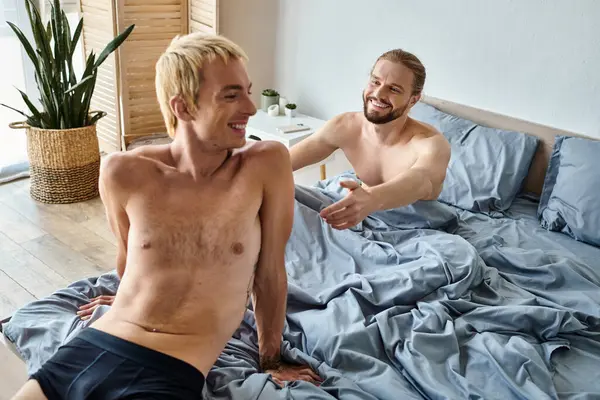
[265,361,323,387]
[77,295,115,321]
[320,180,376,229]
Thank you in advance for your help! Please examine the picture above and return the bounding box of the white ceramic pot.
[279,97,288,114]
[285,108,296,117]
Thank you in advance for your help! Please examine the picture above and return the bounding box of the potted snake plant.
[0,0,134,204]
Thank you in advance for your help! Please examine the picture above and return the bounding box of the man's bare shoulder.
[319,112,361,144]
[408,118,450,149]
[330,112,362,130]
[236,141,291,190]
[239,140,290,167]
[129,143,173,161]
[405,119,451,179]
[100,146,170,188]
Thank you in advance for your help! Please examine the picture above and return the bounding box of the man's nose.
[245,95,257,116]
[372,85,385,99]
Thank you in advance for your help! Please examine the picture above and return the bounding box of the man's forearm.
[368,168,434,211]
[290,139,336,172]
[252,262,287,370]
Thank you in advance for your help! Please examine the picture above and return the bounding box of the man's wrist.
[259,354,282,371]
[365,186,383,212]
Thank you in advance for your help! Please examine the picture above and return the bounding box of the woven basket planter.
[9,117,104,204]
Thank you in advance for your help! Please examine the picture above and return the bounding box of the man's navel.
[141,240,151,249]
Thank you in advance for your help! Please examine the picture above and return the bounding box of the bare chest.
[127,175,262,265]
[343,136,418,186]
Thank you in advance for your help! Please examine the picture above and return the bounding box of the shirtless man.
[290,49,451,230]
[12,33,320,399]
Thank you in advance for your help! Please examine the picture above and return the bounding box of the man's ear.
[170,95,193,122]
[409,93,421,108]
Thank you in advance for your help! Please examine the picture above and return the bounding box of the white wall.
[271,0,600,137]
[218,0,279,106]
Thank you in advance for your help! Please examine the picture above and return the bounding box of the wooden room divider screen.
[77,0,219,152]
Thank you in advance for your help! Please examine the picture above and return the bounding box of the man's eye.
[225,94,237,99]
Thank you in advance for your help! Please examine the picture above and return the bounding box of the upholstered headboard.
[421,95,592,196]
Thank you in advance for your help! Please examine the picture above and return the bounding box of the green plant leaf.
[81,50,96,79]
[65,16,79,93]
[75,52,96,124]
[6,22,39,74]
[88,111,106,126]
[25,0,59,126]
[26,0,53,73]
[16,87,47,126]
[62,15,81,97]
[80,72,98,125]
[64,74,94,95]
[36,74,57,126]
[0,103,30,119]
[70,18,83,58]
[50,2,65,96]
[70,17,83,53]
[94,24,135,69]
[26,115,40,127]
[52,0,63,59]
[32,65,58,127]
[60,10,71,90]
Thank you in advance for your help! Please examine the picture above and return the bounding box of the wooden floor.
[0,177,116,398]
[0,177,116,320]
[0,339,27,399]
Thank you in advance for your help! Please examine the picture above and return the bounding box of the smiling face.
[363,59,420,125]
[187,57,257,150]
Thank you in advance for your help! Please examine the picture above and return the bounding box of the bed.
[2,96,599,399]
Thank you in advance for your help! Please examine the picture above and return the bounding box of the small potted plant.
[1,0,134,204]
[285,103,297,118]
[261,89,279,112]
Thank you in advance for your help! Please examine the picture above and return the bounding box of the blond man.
[291,49,451,229]
[12,33,320,399]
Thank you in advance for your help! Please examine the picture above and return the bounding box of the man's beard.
[363,96,408,125]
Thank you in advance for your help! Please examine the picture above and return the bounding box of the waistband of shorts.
[77,327,205,390]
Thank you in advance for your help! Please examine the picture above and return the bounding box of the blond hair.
[374,49,426,95]
[155,33,248,137]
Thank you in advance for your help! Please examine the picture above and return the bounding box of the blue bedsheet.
[451,196,600,399]
[3,172,600,399]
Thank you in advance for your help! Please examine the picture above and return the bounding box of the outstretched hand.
[77,295,115,321]
[266,361,323,387]
[319,180,376,229]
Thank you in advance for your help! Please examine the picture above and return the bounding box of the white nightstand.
[246,110,334,180]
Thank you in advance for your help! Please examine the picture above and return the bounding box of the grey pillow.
[538,135,600,247]
[409,102,539,213]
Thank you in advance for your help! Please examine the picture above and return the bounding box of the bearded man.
[290,49,451,230]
